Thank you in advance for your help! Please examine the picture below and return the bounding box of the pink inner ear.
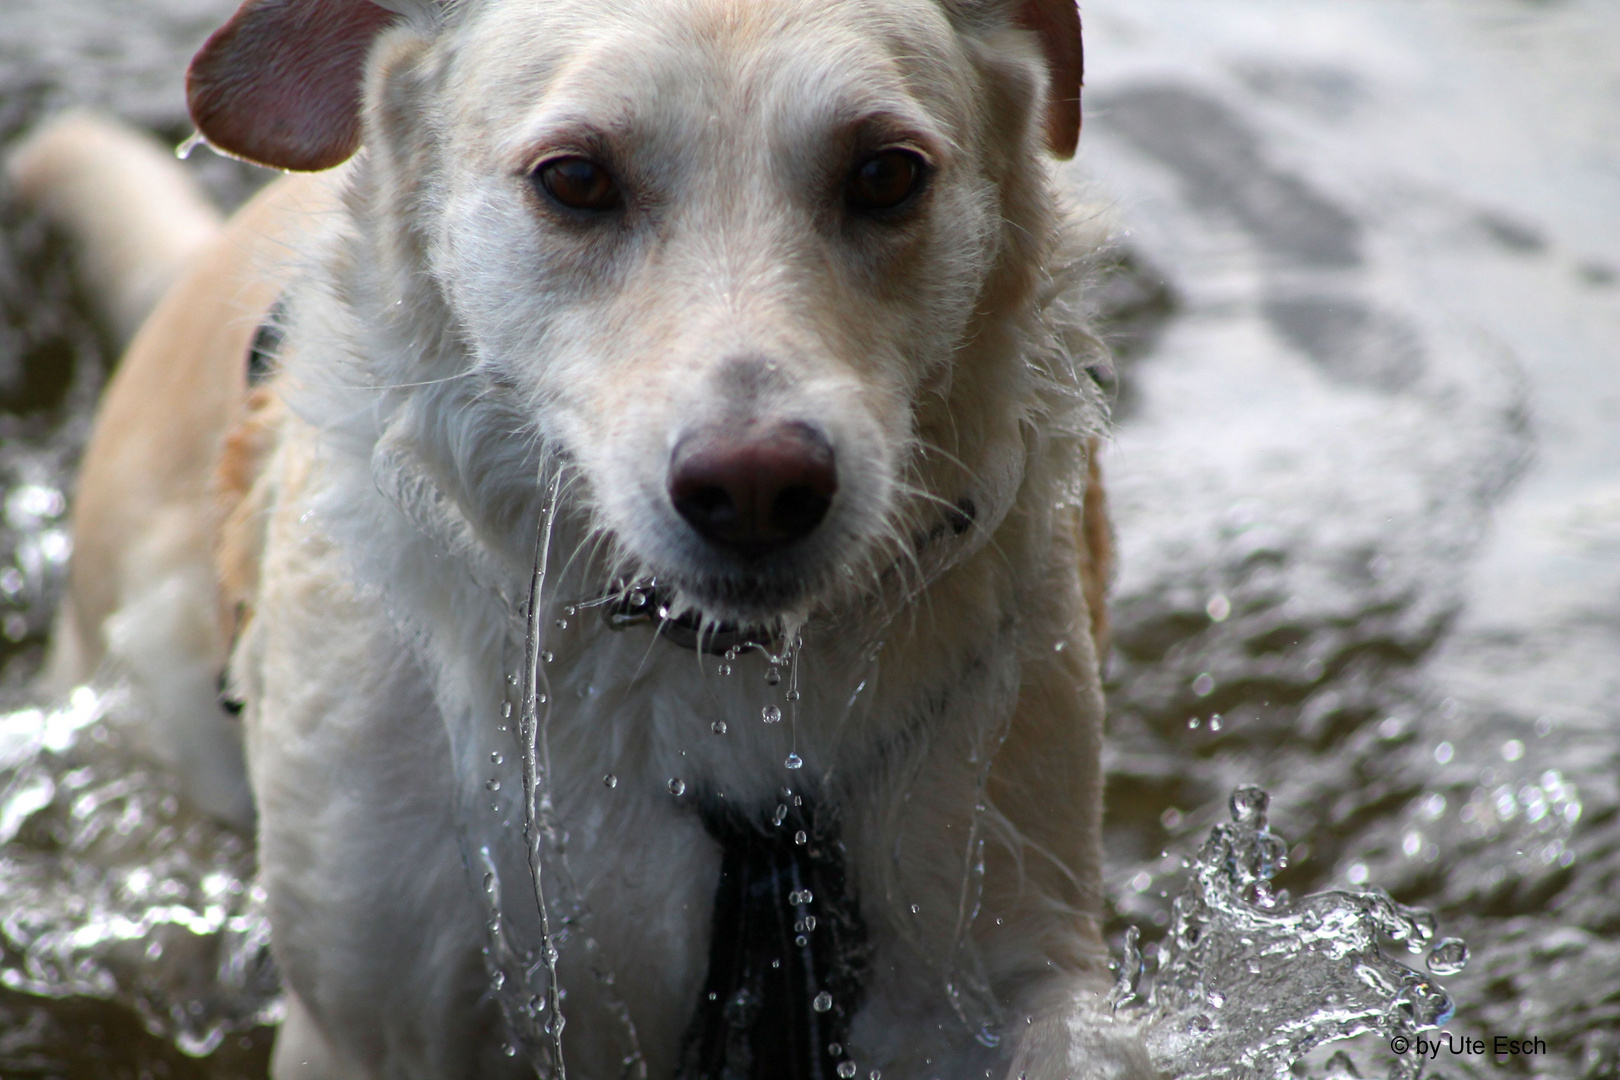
[188,0,398,172]
[1015,0,1084,159]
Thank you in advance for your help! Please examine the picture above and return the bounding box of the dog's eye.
[535,156,621,212]
[846,149,926,214]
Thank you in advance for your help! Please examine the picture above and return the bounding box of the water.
[1117,787,1459,1080]
[1,0,1617,1075]
[0,687,280,1075]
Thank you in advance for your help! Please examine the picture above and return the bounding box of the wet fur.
[16,1,1146,1077]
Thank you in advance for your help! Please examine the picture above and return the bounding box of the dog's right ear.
[188,0,413,172]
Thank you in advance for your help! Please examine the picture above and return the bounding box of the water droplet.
[492,970,506,990]
[773,804,789,826]
[1209,714,1223,731]
[555,618,569,630]
[838,1062,858,1079]
[1192,672,1216,697]
[502,702,513,718]
[762,705,782,724]
[765,668,782,686]
[507,673,520,686]
[795,830,808,845]
[870,1071,881,1080]
[537,693,548,704]
[668,778,686,796]
[718,664,732,676]
[909,903,920,915]
[1188,717,1202,729]
[1427,937,1469,975]
[828,1043,842,1057]
[1206,593,1231,622]
[784,753,803,769]
[786,690,801,702]
[604,774,618,788]
[502,1042,517,1058]
[629,589,647,607]
[490,750,504,764]
[803,915,816,930]
[813,991,833,1012]
[712,720,728,735]
[483,872,495,892]
[486,778,501,791]
[1229,785,1269,825]
[1434,741,1454,764]
[542,651,555,663]
[795,934,809,946]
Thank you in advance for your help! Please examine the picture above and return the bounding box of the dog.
[10,0,1145,1076]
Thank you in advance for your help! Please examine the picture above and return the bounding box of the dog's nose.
[669,422,837,557]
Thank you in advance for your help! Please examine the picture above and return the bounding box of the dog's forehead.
[447,0,974,151]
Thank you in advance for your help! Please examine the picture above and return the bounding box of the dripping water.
[518,471,567,1078]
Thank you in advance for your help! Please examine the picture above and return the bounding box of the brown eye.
[536,156,620,212]
[846,149,926,213]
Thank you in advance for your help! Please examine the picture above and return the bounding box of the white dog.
[11,0,1146,1077]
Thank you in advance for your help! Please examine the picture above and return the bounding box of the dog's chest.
[474,631,889,1078]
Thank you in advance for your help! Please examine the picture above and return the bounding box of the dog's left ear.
[188,0,412,171]
[1013,0,1084,159]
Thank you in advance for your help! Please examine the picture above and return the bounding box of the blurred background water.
[0,0,1615,1076]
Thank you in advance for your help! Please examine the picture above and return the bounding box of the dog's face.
[189,0,1081,627]
[432,0,1019,622]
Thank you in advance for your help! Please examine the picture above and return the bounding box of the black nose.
[668,422,837,558]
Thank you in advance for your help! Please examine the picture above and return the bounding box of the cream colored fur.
[19,1,1151,1077]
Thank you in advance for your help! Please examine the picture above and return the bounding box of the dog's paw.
[1006,1007,1163,1080]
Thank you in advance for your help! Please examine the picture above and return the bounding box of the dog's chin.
[667,560,828,627]
[600,539,854,651]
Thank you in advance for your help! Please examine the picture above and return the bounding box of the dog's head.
[191,0,1084,628]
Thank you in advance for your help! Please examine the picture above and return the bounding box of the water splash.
[0,686,281,1057]
[1117,786,1462,1080]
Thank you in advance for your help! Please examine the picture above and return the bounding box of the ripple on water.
[0,687,282,1067]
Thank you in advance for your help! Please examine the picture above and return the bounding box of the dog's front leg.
[981,508,1159,1080]
[1005,1007,1161,1080]
[239,431,515,1080]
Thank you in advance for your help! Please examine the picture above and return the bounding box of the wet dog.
[12,0,1143,1076]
